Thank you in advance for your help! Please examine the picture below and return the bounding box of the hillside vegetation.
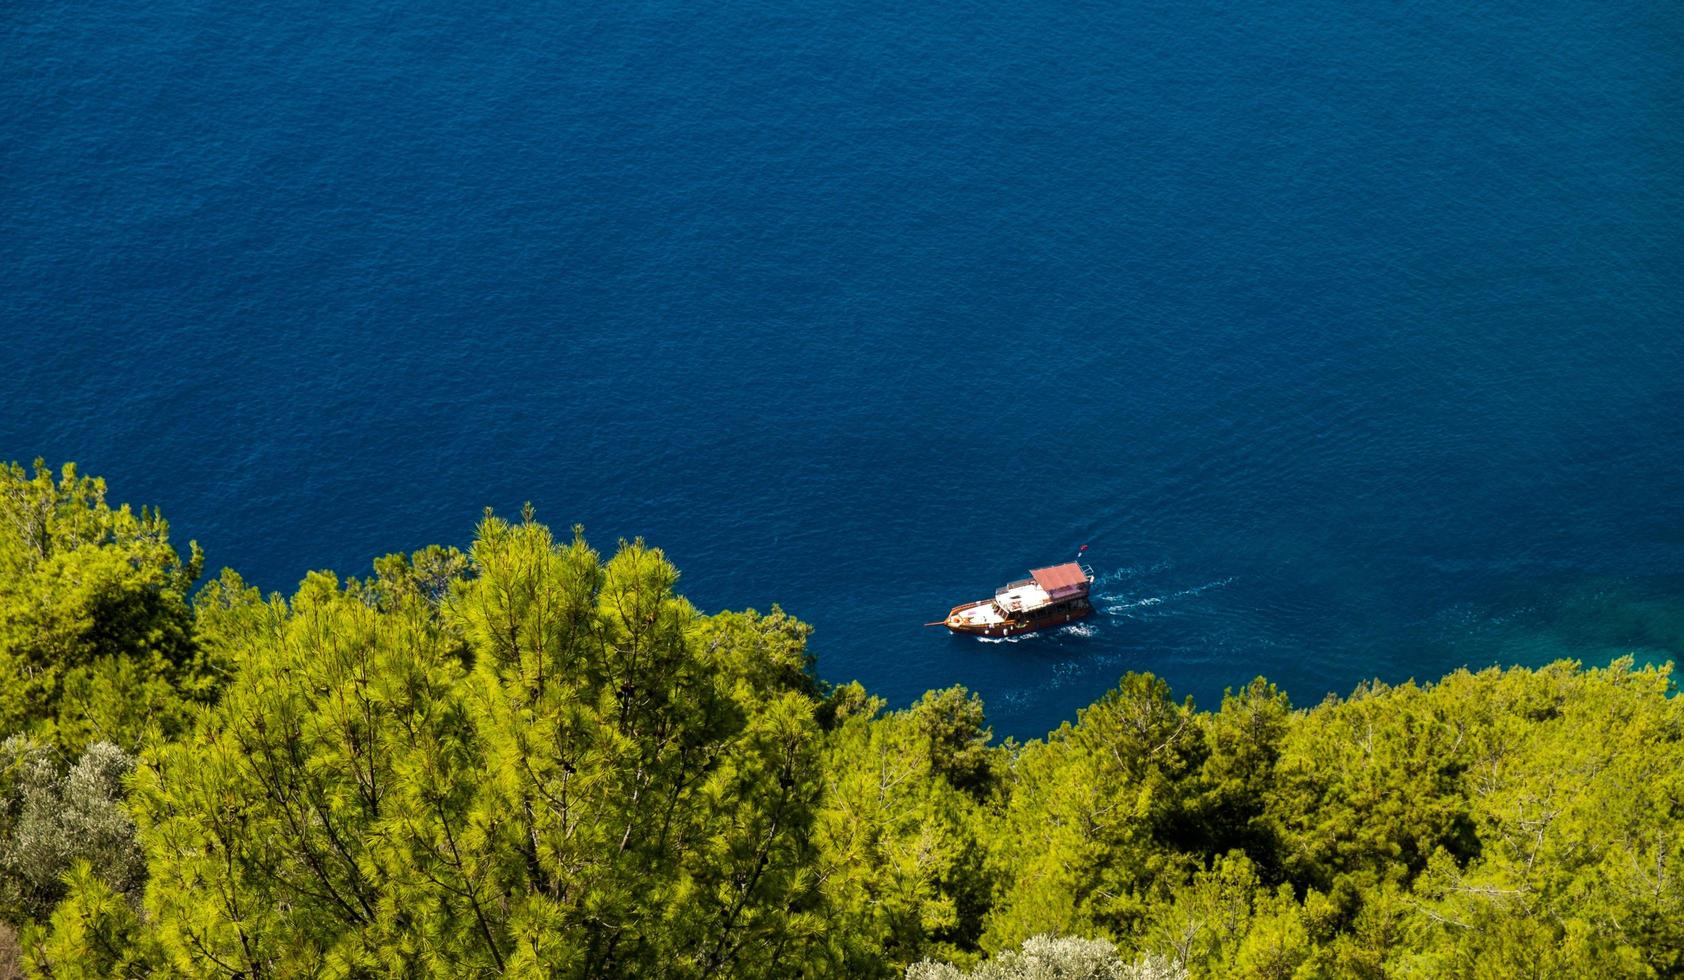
[2,461,1680,978]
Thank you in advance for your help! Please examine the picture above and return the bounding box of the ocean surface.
[5,0,1681,737]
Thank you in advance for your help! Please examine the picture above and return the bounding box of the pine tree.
[0,461,205,752]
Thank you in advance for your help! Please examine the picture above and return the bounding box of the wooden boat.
[928,562,1095,637]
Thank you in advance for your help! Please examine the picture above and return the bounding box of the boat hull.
[943,598,1094,638]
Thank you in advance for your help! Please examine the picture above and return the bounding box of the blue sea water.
[4,0,1682,737]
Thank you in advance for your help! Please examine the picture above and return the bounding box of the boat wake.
[960,564,1232,642]
[1100,577,1235,616]
[977,620,1100,644]
[1091,560,1173,587]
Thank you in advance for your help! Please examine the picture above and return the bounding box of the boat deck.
[994,581,1054,614]
[951,600,1007,627]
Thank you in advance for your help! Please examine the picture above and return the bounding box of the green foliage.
[186,567,276,686]
[130,567,463,976]
[1139,852,1265,973]
[910,687,999,799]
[4,464,1681,978]
[23,864,162,979]
[908,934,1185,980]
[1185,679,1290,871]
[1125,661,1684,978]
[1265,678,1479,899]
[1395,660,1684,978]
[814,697,996,975]
[0,739,143,925]
[451,518,828,977]
[99,514,830,977]
[366,544,471,612]
[0,461,206,751]
[982,674,1204,951]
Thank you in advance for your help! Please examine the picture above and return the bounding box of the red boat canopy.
[1030,562,1090,598]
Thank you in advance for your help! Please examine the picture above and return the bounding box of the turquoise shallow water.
[4,0,1682,735]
